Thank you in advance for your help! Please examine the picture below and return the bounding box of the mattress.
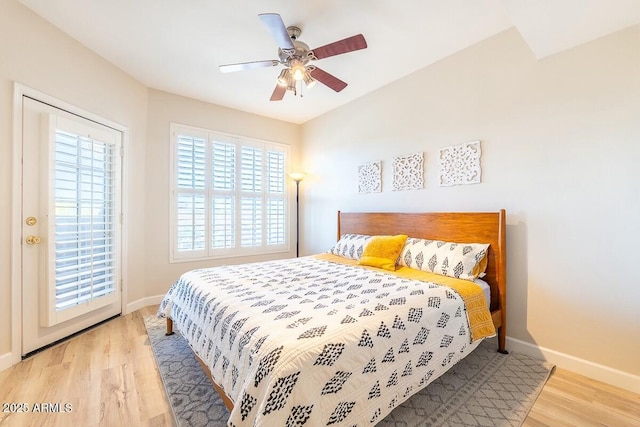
[474,278,491,307]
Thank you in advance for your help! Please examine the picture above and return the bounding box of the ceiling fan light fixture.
[286,74,296,92]
[277,69,289,86]
[292,67,305,81]
[219,13,368,101]
[290,59,305,81]
[303,71,316,89]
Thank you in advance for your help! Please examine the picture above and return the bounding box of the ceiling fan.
[219,13,367,101]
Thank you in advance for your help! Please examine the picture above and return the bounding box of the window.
[45,114,122,326]
[170,124,289,261]
[54,129,117,310]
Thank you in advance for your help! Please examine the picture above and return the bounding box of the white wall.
[301,26,640,389]
[144,90,301,299]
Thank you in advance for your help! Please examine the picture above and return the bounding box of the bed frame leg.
[497,326,508,354]
[165,318,175,336]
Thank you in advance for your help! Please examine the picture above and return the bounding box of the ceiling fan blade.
[270,84,286,101]
[219,60,279,73]
[309,67,348,92]
[311,34,367,60]
[259,13,295,51]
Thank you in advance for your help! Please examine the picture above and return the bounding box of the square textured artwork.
[439,140,481,186]
[358,161,382,193]
[393,152,424,191]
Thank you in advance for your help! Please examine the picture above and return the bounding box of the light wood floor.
[1,306,638,427]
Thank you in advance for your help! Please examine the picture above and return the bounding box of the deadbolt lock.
[26,235,41,245]
[26,216,37,226]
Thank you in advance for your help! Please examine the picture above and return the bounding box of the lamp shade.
[286,75,296,92]
[277,69,289,86]
[303,71,316,88]
[289,59,305,81]
[289,172,305,182]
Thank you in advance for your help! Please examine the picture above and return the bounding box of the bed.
[159,210,507,426]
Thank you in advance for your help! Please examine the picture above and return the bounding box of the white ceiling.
[18,0,640,124]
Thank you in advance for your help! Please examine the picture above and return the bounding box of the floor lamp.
[289,173,304,257]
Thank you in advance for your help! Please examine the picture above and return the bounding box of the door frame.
[10,82,130,365]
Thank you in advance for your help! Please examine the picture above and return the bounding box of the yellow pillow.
[358,234,408,271]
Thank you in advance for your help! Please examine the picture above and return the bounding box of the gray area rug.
[144,316,553,427]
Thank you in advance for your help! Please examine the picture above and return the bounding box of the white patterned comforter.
[158,256,482,426]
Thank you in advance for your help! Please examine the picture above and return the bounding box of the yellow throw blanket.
[315,253,496,341]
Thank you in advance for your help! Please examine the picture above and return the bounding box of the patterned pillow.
[399,238,489,281]
[329,234,373,260]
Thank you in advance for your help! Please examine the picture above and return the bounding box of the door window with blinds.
[170,124,289,261]
[45,115,121,326]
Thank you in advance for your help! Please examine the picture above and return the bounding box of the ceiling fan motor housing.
[278,27,311,65]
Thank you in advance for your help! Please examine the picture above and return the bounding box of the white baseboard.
[0,352,16,372]
[125,295,165,314]
[506,336,640,394]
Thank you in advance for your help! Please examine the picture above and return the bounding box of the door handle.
[26,235,41,245]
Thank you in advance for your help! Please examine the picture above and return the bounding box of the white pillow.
[329,234,372,260]
[399,238,489,281]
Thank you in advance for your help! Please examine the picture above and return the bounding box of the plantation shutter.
[211,140,236,249]
[46,117,121,326]
[174,134,207,258]
[240,146,263,247]
[266,149,286,245]
[170,124,289,261]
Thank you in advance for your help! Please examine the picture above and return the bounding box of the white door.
[21,96,123,355]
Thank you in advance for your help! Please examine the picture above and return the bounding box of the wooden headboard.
[337,210,508,353]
